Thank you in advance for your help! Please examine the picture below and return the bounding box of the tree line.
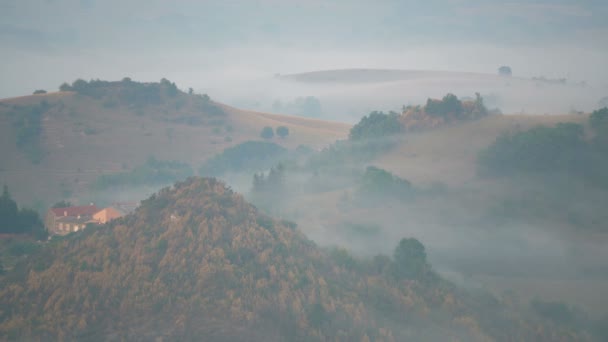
[0,186,47,240]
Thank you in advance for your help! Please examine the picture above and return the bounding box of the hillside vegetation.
[0,178,591,341]
[0,78,348,207]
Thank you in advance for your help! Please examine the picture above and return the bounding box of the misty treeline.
[59,77,224,118]
[475,107,608,231]
[244,94,493,212]
[0,186,46,240]
[0,178,595,341]
[199,141,289,176]
[479,107,608,186]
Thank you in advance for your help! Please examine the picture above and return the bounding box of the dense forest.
[0,178,597,340]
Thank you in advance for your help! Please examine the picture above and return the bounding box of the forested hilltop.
[0,178,591,341]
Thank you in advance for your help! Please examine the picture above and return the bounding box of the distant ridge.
[279,68,505,84]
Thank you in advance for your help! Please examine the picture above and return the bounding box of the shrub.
[358,166,413,199]
[261,126,274,139]
[392,238,428,279]
[498,66,512,76]
[589,107,608,134]
[349,111,401,141]
[425,93,463,117]
[276,126,289,138]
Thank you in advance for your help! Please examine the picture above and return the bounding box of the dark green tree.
[359,166,413,199]
[426,93,463,117]
[276,126,289,138]
[0,185,18,230]
[260,126,275,139]
[498,66,512,76]
[0,185,47,239]
[392,238,428,279]
[71,79,88,92]
[349,111,401,141]
[589,107,608,135]
[59,82,71,91]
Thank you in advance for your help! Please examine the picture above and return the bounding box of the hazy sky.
[1,0,607,99]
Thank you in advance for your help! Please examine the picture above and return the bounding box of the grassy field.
[374,113,588,186]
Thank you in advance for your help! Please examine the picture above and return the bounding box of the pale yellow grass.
[375,114,587,186]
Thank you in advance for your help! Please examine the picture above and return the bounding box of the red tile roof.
[50,205,99,217]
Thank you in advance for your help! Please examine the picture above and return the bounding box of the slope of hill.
[0,178,588,341]
[375,113,588,186]
[0,79,348,207]
[238,110,608,319]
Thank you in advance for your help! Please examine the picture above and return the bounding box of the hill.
[0,79,348,207]
[237,110,608,319]
[273,68,601,119]
[375,113,588,186]
[280,68,508,84]
[0,177,588,341]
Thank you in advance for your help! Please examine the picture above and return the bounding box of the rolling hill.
[280,68,511,84]
[0,177,589,341]
[240,110,608,318]
[0,80,348,208]
[272,68,602,119]
[375,113,588,186]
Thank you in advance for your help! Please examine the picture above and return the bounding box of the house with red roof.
[45,204,99,235]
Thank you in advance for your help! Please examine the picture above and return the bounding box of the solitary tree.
[33,90,47,95]
[498,66,512,77]
[59,82,71,91]
[590,107,608,141]
[276,126,289,138]
[260,126,274,139]
[392,238,428,279]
